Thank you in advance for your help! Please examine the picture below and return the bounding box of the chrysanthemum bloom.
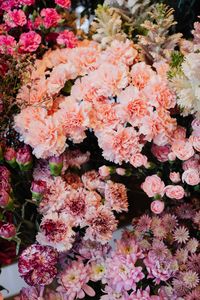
[187,253,200,274]
[40,8,61,29]
[186,238,199,254]
[135,214,152,233]
[104,181,128,213]
[18,244,58,286]
[173,226,190,244]
[36,212,75,252]
[89,260,106,281]
[85,206,118,244]
[4,9,27,28]
[57,260,95,299]
[181,271,199,289]
[104,254,144,293]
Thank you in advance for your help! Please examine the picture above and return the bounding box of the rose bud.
[0,223,16,239]
[4,147,17,168]
[16,145,33,171]
[49,155,63,176]
[31,180,47,201]
[151,200,165,214]
[0,190,13,208]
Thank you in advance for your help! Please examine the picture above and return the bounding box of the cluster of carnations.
[17,200,200,300]
[0,0,77,55]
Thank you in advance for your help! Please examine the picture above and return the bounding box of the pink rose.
[172,126,186,141]
[55,0,71,8]
[18,31,41,52]
[182,168,200,186]
[192,118,200,134]
[172,140,194,161]
[151,200,165,214]
[99,166,110,177]
[168,152,176,161]
[182,156,200,171]
[169,172,181,183]
[56,30,78,48]
[151,144,171,162]
[0,34,16,55]
[116,168,126,176]
[40,8,61,29]
[4,9,27,28]
[190,135,200,152]
[130,153,148,168]
[164,185,185,199]
[141,175,165,198]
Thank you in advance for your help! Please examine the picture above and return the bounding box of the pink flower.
[0,223,16,238]
[116,168,126,176]
[18,244,58,286]
[141,175,165,198]
[82,170,104,191]
[0,34,16,55]
[99,166,111,177]
[150,200,165,214]
[0,166,10,181]
[57,30,77,48]
[41,8,61,29]
[130,153,148,168]
[182,168,200,186]
[151,144,171,162]
[19,0,35,4]
[18,31,41,52]
[18,286,41,300]
[57,260,95,299]
[172,140,194,161]
[182,156,200,171]
[55,0,71,8]
[190,135,200,152]
[4,9,27,28]
[130,62,155,89]
[4,147,16,165]
[192,118,200,134]
[169,172,181,183]
[31,180,47,201]
[16,145,33,170]
[164,185,185,200]
[104,181,128,212]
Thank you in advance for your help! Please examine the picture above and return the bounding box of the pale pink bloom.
[172,140,194,161]
[130,153,148,168]
[190,135,200,152]
[36,212,75,252]
[153,61,170,79]
[186,238,199,253]
[104,181,128,213]
[172,126,187,141]
[99,166,111,177]
[151,144,171,162]
[130,287,160,300]
[18,31,41,52]
[135,214,152,233]
[64,150,90,169]
[57,260,95,299]
[116,168,126,176]
[82,170,104,191]
[162,214,178,232]
[191,118,200,134]
[141,175,165,198]
[0,34,16,55]
[18,244,58,286]
[130,62,155,89]
[17,286,42,300]
[97,125,141,165]
[169,172,181,183]
[168,152,176,161]
[150,200,165,214]
[186,288,200,300]
[100,285,130,300]
[164,185,185,200]
[181,271,199,289]
[40,8,61,29]
[173,226,189,244]
[57,30,77,48]
[104,253,144,293]
[89,260,106,281]
[85,206,118,244]
[182,168,200,186]
[4,9,26,28]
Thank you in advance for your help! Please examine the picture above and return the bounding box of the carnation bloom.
[18,244,58,286]
[141,175,165,198]
[57,30,77,48]
[18,31,41,52]
[0,34,16,55]
[104,181,128,212]
[85,206,118,244]
[41,8,61,29]
[55,0,71,8]
[57,260,95,299]
[36,212,75,252]
[4,9,27,28]
[169,172,181,183]
[0,223,16,238]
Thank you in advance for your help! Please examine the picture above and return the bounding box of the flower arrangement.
[0,1,199,299]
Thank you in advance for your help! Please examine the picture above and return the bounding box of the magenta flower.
[18,31,41,53]
[57,30,78,48]
[0,223,16,238]
[55,0,71,9]
[40,8,61,29]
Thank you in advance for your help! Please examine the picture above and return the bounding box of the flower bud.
[99,166,110,177]
[31,180,47,201]
[0,190,12,208]
[16,145,33,171]
[4,147,17,168]
[49,155,63,176]
[116,168,126,176]
[0,223,16,239]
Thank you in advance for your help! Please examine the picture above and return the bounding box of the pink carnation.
[4,9,27,28]
[182,168,200,186]
[41,8,61,29]
[169,172,181,183]
[151,200,165,214]
[57,30,78,48]
[130,153,148,168]
[0,34,16,55]
[141,175,165,198]
[55,0,71,9]
[151,144,171,162]
[172,140,194,161]
[164,185,185,200]
[104,181,128,213]
[18,31,41,52]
